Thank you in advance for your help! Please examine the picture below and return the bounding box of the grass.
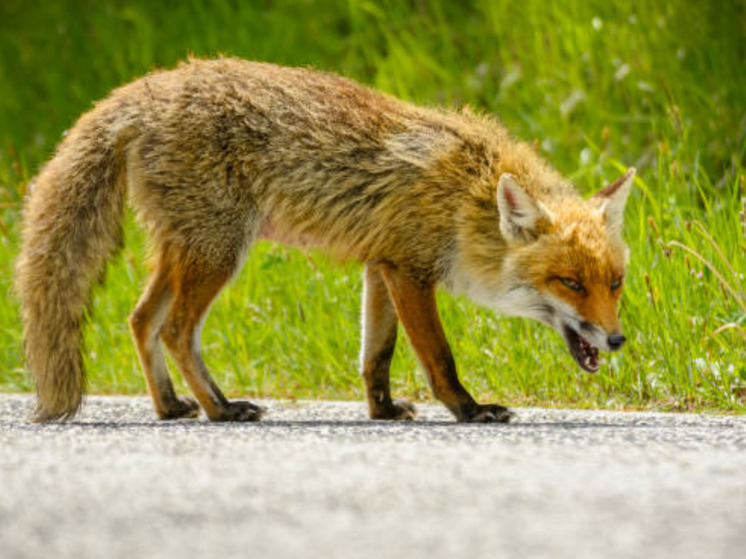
[0,0,744,412]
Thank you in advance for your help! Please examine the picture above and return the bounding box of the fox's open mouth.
[563,326,600,373]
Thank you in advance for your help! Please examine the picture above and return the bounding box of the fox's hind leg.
[160,252,263,422]
[360,264,416,420]
[129,252,200,420]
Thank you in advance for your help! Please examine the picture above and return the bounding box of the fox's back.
[126,58,430,171]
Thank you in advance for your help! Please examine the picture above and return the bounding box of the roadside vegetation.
[1,0,744,411]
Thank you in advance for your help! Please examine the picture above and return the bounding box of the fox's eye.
[611,277,624,291]
[559,277,584,292]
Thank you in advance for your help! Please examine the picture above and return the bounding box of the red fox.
[15,58,634,423]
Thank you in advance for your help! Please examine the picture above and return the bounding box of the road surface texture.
[1,394,745,559]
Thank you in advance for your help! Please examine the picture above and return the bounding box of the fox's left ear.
[594,168,635,231]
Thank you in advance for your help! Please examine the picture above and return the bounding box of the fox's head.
[455,168,635,373]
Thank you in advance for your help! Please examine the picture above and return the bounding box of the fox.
[15,57,634,423]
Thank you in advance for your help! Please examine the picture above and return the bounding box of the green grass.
[1,0,744,412]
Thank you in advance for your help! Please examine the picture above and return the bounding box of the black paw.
[460,403,514,423]
[157,395,201,420]
[370,398,417,421]
[210,400,265,422]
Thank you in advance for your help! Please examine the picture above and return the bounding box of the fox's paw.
[210,400,265,422]
[371,399,417,421]
[157,395,201,420]
[461,403,514,424]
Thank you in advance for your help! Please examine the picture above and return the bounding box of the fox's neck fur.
[413,110,583,295]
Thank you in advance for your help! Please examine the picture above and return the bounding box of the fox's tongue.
[577,335,600,372]
[564,326,600,373]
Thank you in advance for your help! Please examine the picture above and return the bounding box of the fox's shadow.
[8,418,726,431]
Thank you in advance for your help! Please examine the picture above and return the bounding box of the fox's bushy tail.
[15,107,133,421]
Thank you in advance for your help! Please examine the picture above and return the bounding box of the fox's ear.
[594,168,635,231]
[497,173,549,242]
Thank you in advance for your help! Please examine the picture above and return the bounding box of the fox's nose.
[607,334,626,351]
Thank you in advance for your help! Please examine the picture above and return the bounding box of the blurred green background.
[1,0,744,412]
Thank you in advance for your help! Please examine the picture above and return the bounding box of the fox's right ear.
[594,168,635,232]
[497,174,550,242]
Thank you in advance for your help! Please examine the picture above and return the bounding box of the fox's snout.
[607,333,626,351]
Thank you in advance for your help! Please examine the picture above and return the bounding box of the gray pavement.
[0,394,745,559]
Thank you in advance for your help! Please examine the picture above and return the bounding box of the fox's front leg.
[360,265,417,420]
[379,264,513,423]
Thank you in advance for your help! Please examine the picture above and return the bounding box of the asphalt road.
[1,394,745,559]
